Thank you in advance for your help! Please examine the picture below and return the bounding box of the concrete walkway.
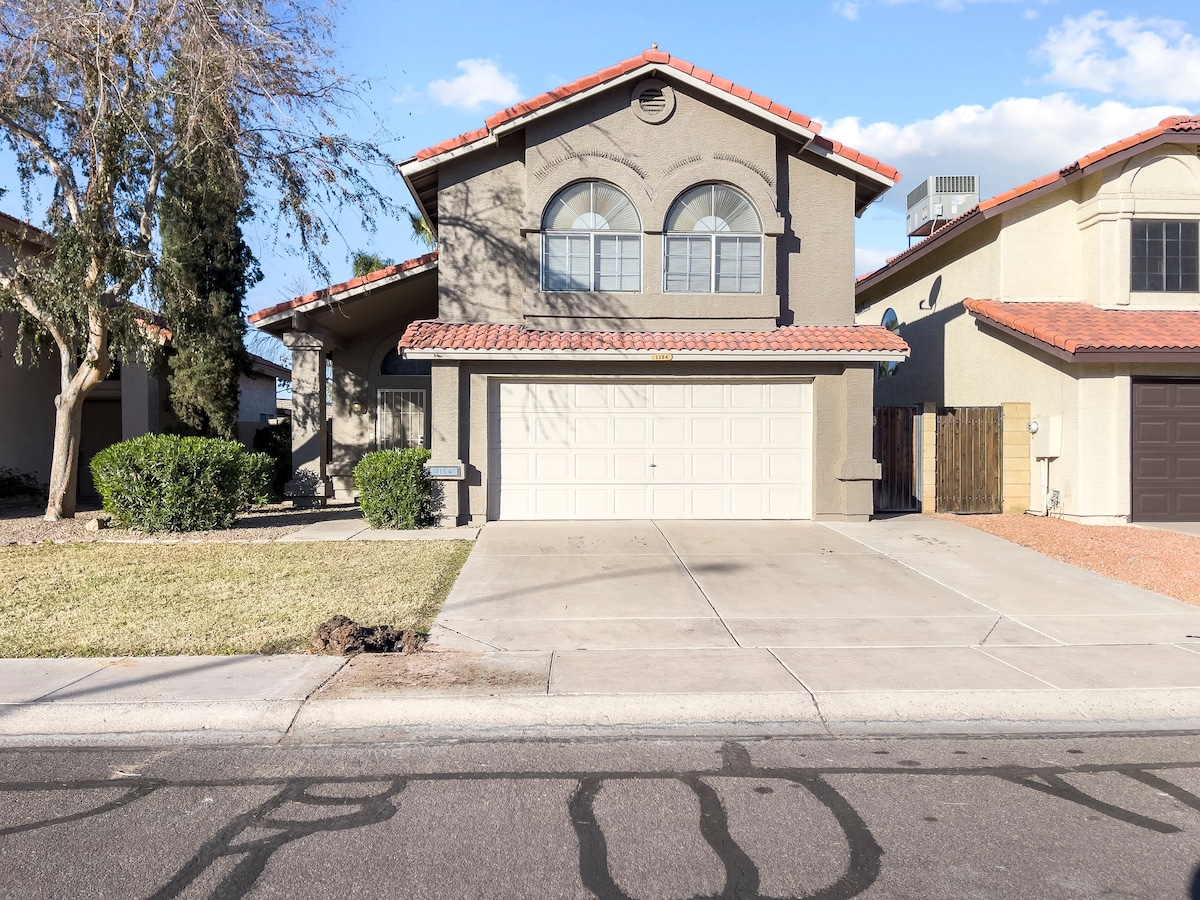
[3,515,1200,744]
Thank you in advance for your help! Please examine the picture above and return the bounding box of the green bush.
[0,467,41,499]
[240,452,276,506]
[353,448,437,530]
[90,434,269,532]
[252,420,292,498]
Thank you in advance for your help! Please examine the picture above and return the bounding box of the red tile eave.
[963,299,1200,354]
[398,321,909,355]
[856,115,1200,293]
[409,50,900,185]
[247,251,438,325]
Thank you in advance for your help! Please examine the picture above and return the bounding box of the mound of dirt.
[309,615,425,655]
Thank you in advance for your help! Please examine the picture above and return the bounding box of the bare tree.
[0,0,395,519]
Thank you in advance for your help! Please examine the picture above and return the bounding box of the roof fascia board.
[401,170,438,240]
[251,260,438,330]
[402,64,835,182]
[970,315,1078,363]
[806,145,896,191]
[402,348,908,362]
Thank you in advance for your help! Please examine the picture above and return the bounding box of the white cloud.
[427,60,521,112]
[822,93,1183,203]
[833,2,860,20]
[855,246,894,274]
[1040,12,1200,104]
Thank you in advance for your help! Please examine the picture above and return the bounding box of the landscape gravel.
[0,501,364,545]
[942,513,1200,608]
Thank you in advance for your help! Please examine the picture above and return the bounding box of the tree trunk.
[44,385,89,521]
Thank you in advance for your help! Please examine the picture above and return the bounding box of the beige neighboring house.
[1,211,289,495]
[856,116,1200,524]
[250,48,909,523]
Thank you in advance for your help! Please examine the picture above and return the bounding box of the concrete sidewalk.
[4,516,1200,745]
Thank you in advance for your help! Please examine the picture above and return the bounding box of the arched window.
[664,184,762,293]
[878,308,901,379]
[542,182,641,292]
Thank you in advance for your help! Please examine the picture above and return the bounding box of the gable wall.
[434,76,858,331]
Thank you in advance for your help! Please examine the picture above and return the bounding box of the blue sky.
[4,0,1199,346]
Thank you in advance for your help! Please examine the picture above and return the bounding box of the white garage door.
[488,380,812,520]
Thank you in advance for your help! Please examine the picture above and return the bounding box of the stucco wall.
[0,312,59,483]
[434,75,856,332]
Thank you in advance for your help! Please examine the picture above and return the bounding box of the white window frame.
[376,388,427,450]
[662,185,763,295]
[541,182,642,293]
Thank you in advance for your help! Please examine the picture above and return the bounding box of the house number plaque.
[651,353,673,361]
[426,465,464,480]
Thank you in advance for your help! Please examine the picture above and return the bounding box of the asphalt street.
[2,733,1200,899]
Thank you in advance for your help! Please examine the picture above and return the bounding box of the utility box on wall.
[1029,415,1062,458]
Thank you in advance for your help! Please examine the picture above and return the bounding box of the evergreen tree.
[157,107,262,439]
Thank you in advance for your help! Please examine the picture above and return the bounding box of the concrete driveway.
[433,516,1200,699]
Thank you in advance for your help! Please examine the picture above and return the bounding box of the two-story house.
[856,116,1200,524]
[250,49,908,524]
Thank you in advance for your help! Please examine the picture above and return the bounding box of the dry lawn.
[0,541,473,657]
[942,513,1200,608]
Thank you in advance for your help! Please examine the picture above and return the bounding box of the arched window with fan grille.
[663,184,762,294]
[541,182,641,292]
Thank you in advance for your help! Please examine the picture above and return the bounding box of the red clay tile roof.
[248,252,438,325]
[411,49,900,184]
[857,115,1200,289]
[400,321,908,355]
[964,299,1200,354]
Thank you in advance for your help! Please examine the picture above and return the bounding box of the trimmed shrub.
[252,420,292,498]
[240,452,276,506]
[353,448,436,530]
[0,467,41,499]
[90,434,268,532]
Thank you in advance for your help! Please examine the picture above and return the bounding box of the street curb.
[5,688,1200,745]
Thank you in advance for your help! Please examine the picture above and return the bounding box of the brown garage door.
[1131,380,1200,522]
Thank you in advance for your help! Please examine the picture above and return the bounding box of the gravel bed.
[0,501,365,545]
[940,513,1200,608]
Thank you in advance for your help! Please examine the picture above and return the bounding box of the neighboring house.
[1,211,290,493]
[250,49,908,523]
[856,115,1200,524]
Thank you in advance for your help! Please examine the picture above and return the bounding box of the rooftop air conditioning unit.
[906,176,979,238]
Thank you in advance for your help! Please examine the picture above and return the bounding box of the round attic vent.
[631,78,675,124]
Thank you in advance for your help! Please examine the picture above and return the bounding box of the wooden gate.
[936,407,1002,513]
[874,406,920,512]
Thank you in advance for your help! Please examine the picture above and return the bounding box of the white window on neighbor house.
[542,182,641,292]
[664,184,762,294]
[1132,220,1199,292]
[377,389,426,450]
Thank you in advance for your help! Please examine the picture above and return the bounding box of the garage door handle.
[649,463,656,467]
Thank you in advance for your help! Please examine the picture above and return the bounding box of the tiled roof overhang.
[248,252,438,328]
[964,299,1200,362]
[399,49,901,231]
[855,115,1200,298]
[399,321,909,361]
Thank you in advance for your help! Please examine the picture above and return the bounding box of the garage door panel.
[1176,456,1200,479]
[574,453,609,481]
[1176,385,1200,407]
[691,418,725,443]
[574,418,609,443]
[1176,422,1200,443]
[492,380,813,520]
[692,454,726,480]
[1134,421,1169,443]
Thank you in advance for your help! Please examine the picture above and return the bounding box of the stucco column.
[282,331,333,506]
[429,361,465,527]
[120,357,160,439]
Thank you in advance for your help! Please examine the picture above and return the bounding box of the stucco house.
[250,49,909,524]
[856,116,1200,524]
[1,211,289,494]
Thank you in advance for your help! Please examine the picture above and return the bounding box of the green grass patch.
[0,541,473,657]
